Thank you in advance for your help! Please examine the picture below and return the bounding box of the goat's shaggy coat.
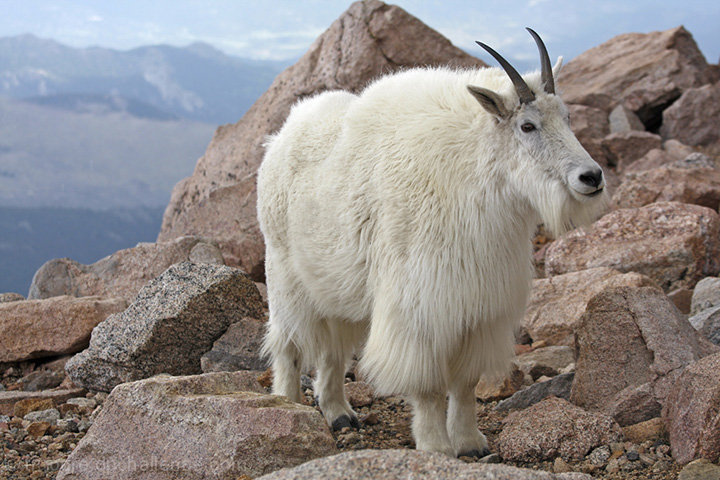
[258,48,607,456]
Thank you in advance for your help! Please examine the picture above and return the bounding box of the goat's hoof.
[331,414,361,431]
[458,447,491,459]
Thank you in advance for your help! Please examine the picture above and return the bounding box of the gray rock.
[691,277,720,316]
[689,305,720,345]
[678,459,720,480]
[24,408,60,425]
[608,104,644,133]
[20,370,64,391]
[496,373,574,412]
[257,449,593,479]
[56,372,334,480]
[515,346,575,379]
[674,152,715,169]
[66,262,264,392]
[201,317,268,372]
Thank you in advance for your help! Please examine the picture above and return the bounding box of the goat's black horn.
[475,41,535,104]
[526,27,555,95]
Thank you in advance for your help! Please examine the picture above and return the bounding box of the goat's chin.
[534,183,609,238]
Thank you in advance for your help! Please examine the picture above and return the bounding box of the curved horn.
[526,27,555,95]
[475,40,535,104]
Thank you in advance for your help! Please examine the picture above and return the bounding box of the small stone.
[26,421,50,437]
[588,445,611,466]
[77,419,93,433]
[361,412,379,425]
[553,457,572,473]
[13,398,54,418]
[345,381,374,408]
[20,370,64,391]
[24,408,60,425]
[65,397,97,409]
[257,369,273,389]
[622,417,666,444]
[626,450,640,461]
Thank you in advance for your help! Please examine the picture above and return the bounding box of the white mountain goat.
[257,29,607,457]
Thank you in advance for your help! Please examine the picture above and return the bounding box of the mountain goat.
[258,29,607,457]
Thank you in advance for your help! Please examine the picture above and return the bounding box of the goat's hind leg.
[314,319,365,431]
[410,392,454,456]
[264,321,303,403]
[447,381,489,458]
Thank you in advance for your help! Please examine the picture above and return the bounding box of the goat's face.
[511,94,605,201]
[469,29,607,234]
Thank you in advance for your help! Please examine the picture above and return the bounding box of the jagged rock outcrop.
[157,0,485,279]
[557,26,717,127]
[28,236,224,303]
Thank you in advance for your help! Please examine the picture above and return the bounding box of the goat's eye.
[521,122,536,133]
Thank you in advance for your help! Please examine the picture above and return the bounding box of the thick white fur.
[258,63,607,456]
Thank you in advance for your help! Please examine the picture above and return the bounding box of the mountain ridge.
[0,33,288,124]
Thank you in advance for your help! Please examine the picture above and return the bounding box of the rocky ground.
[0,364,685,479]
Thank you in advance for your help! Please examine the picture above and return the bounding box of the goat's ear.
[467,85,510,121]
[552,56,563,78]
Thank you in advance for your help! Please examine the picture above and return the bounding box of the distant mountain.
[0,205,165,295]
[0,96,215,209]
[0,34,288,124]
[23,93,179,120]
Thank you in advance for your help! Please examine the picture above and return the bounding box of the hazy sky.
[1,1,719,69]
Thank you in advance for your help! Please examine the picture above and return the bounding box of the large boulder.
[557,26,716,126]
[56,372,336,480]
[571,286,718,426]
[257,449,593,480]
[496,396,622,462]
[663,352,720,464]
[545,202,720,291]
[524,267,655,346]
[157,0,485,280]
[66,262,264,392]
[612,156,720,210]
[28,236,224,303]
[0,295,126,363]
[661,83,720,153]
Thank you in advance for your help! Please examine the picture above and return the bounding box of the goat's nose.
[578,169,603,189]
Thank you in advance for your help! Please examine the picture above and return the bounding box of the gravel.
[0,362,690,480]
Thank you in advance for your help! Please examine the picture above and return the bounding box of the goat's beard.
[532,179,609,239]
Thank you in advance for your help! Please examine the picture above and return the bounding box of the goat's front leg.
[409,392,453,456]
[447,381,489,457]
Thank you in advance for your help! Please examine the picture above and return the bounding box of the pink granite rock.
[545,202,720,291]
[571,286,718,426]
[497,396,622,462]
[663,352,720,464]
[0,296,126,363]
[56,372,334,479]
